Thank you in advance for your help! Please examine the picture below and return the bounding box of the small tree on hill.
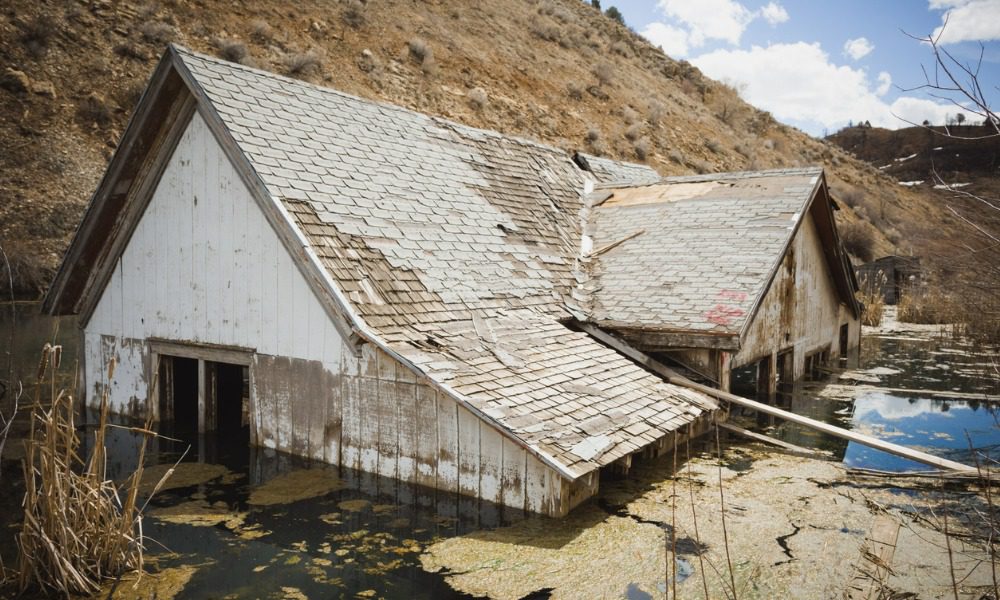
[605,6,624,24]
[591,0,601,10]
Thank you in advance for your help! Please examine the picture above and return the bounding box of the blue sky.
[612,0,1000,136]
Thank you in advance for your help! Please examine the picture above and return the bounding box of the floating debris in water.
[338,499,371,512]
[138,463,230,495]
[280,586,309,600]
[100,565,199,600]
[248,469,344,505]
[150,500,240,527]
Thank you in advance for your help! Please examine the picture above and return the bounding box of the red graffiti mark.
[717,289,748,302]
[704,304,745,326]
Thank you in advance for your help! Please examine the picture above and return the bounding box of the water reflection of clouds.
[852,392,955,422]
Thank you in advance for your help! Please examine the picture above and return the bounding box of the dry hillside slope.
[0,0,965,297]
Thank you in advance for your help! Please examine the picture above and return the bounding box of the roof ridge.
[665,166,823,183]
[171,44,574,159]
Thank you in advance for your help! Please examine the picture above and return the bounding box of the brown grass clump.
[898,288,953,325]
[139,20,175,45]
[840,221,875,262]
[16,347,173,596]
[857,272,885,327]
[283,50,322,78]
[214,38,250,65]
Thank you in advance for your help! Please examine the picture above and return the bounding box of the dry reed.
[16,346,172,597]
[857,272,886,327]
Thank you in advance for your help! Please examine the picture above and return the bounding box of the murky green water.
[2,303,998,598]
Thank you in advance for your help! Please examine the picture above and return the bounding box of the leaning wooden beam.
[577,322,977,473]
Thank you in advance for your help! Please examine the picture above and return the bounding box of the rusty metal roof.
[579,169,825,341]
[174,47,715,478]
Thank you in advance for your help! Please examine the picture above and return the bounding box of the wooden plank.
[436,392,459,493]
[376,378,400,481]
[500,436,526,511]
[524,453,551,514]
[340,375,361,471]
[579,322,977,473]
[358,376,380,474]
[862,385,1000,403]
[148,339,254,366]
[397,381,418,484]
[197,359,206,434]
[457,406,481,499]
[414,382,438,489]
[478,424,503,505]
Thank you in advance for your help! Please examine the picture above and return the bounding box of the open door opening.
[158,355,249,434]
[213,361,249,433]
[775,348,794,408]
[159,355,198,432]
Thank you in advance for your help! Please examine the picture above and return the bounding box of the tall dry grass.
[16,346,173,597]
[857,272,886,327]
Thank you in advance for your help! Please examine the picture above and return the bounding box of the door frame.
[148,338,255,442]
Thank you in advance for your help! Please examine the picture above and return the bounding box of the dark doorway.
[775,349,793,407]
[159,355,199,432]
[839,324,850,362]
[213,362,248,432]
[158,355,248,434]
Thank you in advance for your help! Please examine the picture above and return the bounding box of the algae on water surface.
[422,447,998,599]
[248,468,345,505]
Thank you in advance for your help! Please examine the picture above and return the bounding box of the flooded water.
[763,327,1000,471]
[1,302,998,598]
[86,418,510,599]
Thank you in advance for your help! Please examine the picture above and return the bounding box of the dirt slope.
[0,0,965,297]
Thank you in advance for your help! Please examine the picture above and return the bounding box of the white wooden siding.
[735,212,859,376]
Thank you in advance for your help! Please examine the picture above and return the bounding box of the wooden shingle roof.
[173,47,715,478]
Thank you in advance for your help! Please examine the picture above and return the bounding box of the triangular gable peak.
[45,46,717,483]
[581,168,860,353]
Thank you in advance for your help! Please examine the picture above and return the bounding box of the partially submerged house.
[43,46,859,515]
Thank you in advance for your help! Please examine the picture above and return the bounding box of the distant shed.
[856,255,922,305]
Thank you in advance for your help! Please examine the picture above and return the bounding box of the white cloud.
[656,0,755,47]
[853,393,954,421]
[641,21,690,58]
[843,37,874,60]
[691,42,956,133]
[876,71,893,96]
[930,0,1000,44]
[644,1,789,57]
[760,2,790,25]
[888,96,955,127]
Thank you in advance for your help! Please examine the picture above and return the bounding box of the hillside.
[0,0,970,297]
[828,122,1000,337]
